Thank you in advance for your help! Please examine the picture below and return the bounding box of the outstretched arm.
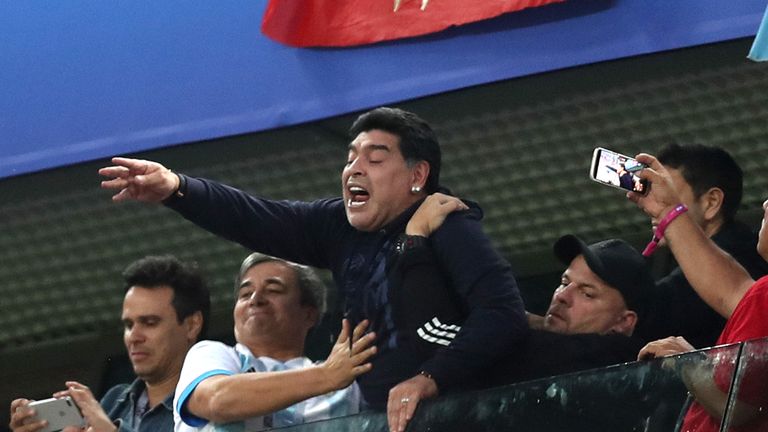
[184,320,375,424]
[628,154,755,318]
[99,157,179,203]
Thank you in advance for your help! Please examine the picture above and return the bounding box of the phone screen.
[590,148,648,194]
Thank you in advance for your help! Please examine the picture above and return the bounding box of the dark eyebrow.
[347,143,391,152]
[123,314,161,324]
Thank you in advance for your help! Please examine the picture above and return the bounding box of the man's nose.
[249,289,266,305]
[126,326,145,343]
[552,284,573,305]
[345,158,364,176]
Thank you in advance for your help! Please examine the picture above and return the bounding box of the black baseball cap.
[553,235,652,315]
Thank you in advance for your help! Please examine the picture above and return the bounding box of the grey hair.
[234,252,327,317]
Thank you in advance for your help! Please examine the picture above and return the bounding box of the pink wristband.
[642,204,688,257]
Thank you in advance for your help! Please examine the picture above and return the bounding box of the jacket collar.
[120,378,174,411]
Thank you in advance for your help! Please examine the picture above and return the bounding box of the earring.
[411,185,422,194]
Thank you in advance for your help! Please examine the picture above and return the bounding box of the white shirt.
[173,341,361,432]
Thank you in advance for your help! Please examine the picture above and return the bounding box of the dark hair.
[234,252,327,320]
[123,255,210,340]
[349,107,442,193]
[657,143,743,222]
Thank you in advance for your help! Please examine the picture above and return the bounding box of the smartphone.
[25,397,85,432]
[589,147,648,194]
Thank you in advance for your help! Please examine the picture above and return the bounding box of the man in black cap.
[536,234,648,338]
[394,194,651,385]
[485,234,651,384]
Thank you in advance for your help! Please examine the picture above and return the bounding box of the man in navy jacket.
[99,107,528,432]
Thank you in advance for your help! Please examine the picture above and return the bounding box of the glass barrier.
[656,343,741,432]
[722,337,768,432]
[273,343,748,432]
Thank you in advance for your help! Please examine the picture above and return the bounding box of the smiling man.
[10,255,210,432]
[173,253,374,432]
[99,107,528,425]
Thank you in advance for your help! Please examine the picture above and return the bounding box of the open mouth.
[347,185,370,208]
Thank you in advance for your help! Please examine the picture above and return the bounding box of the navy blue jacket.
[165,175,528,408]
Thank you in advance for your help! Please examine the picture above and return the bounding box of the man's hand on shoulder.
[406,193,469,237]
[386,373,438,432]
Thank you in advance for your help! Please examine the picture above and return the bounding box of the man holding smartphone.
[632,144,768,348]
[9,255,210,432]
[629,152,768,432]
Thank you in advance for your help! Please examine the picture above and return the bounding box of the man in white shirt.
[174,252,376,432]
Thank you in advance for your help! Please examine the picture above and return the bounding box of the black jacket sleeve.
[390,238,465,359]
[164,175,346,268]
[400,208,529,391]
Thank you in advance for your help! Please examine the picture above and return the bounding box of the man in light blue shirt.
[174,253,376,432]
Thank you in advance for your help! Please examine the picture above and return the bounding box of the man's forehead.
[125,285,174,302]
[565,256,609,290]
[348,141,393,152]
[349,130,400,150]
[121,303,173,321]
[122,286,175,313]
[242,261,297,285]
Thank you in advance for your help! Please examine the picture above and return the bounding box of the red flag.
[262,0,566,48]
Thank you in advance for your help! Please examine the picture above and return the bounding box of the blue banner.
[0,1,765,178]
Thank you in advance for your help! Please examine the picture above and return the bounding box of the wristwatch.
[394,234,428,254]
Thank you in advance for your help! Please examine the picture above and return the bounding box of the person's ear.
[184,311,204,343]
[610,310,638,336]
[302,305,320,329]
[410,161,430,191]
[700,187,725,222]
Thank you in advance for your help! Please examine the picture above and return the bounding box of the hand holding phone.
[590,147,649,194]
[24,397,85,432]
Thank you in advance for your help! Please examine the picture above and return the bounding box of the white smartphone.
[25,397,85,432]
[589,147,648,194]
